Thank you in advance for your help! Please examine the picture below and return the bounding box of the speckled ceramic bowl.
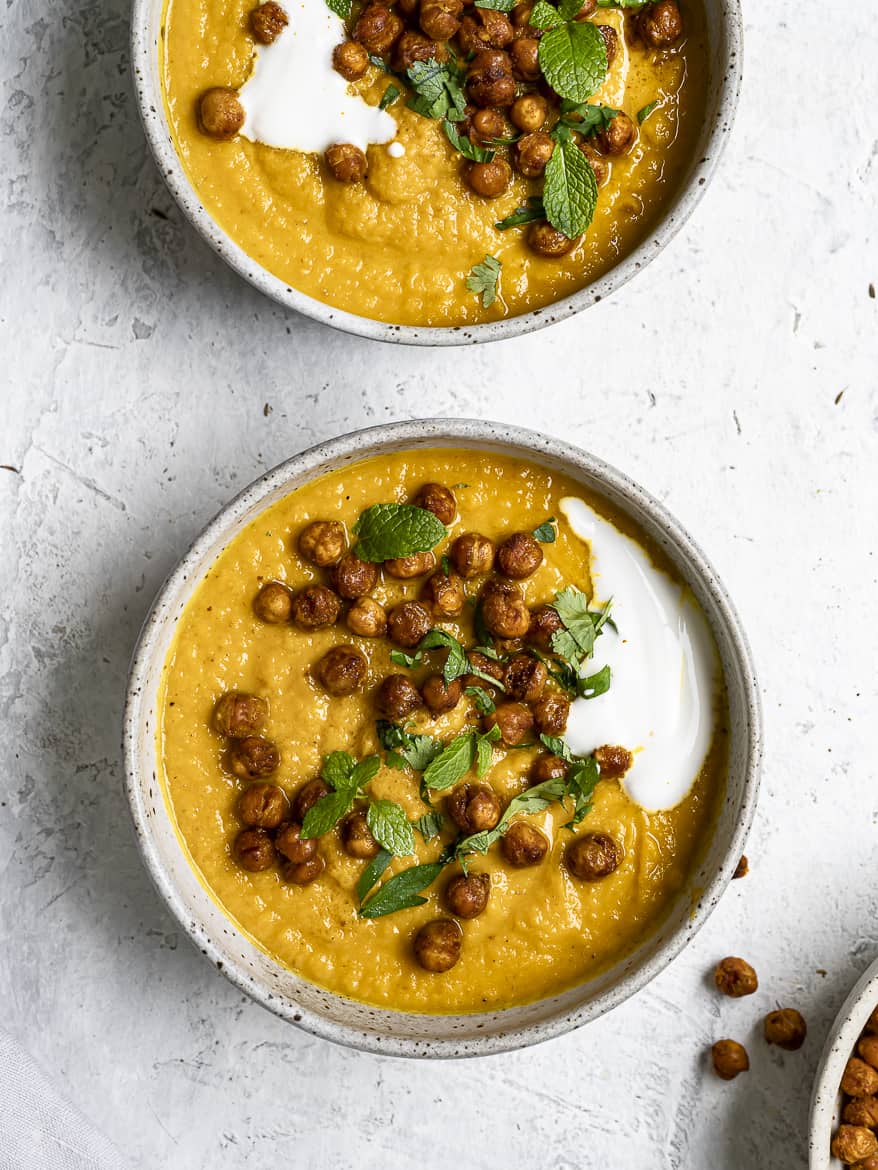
[123,419,762,1056]
[809,957,878,1168]
[130,2,742,345]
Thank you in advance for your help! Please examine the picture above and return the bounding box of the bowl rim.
[809,955,878,1169]
[122,417,762,1057]
[129,0,743,346]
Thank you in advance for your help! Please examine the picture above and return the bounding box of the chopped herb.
[542,133,599,239]
[324,0,352,19]
[495,196,546,231]
[637,99,659,124]
[533,516,557,542]
[473,598,494,647]
[390,648,421,668]
[376,721,442,772]
[359,860,447,918]
[301,788,357,838]
[539,19,608,104]
[353,502,447,561]
[466,255,502,308]
[579,663,611,699]
[476,724,500,776]
[422,731,476,791]
[528,0,564,27]
[555,100,621,138]
[413,811,445,841]
[418,629,469,683]
[596,0,650,7]
[379,83,402,110]
[356,849,392,901]
[451,482,469,489]
[441,554,452,575]
[456,775,568,858]
[564,754,600,828]
[406,57,468,121]
[539,732,574,761]
[303,751,382,838]
[444,118,495,162]
[465,685,496,714]
[367,800,416,856]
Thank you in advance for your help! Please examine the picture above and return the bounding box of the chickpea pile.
[831,1007,878,1165]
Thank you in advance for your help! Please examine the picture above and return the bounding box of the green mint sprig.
[301,752,414,855]
[538,16,608,103]
[444,119,495,163]
[324,0,352,19]
[359,860,447,918]
[637,99,659,124]
[379,84,401,110]
[353,502,447,561]
[495,197,546,231]
[533,517,557,543]
[542,134,599,240]
[405,57,467,121]
[422,725,501,791]
[376,721,442,772]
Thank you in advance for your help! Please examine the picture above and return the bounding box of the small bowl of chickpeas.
[810,956,878,1168]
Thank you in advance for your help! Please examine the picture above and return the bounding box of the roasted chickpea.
[375,673,423,719]
[422,674,464,714]
[764,1008,807,1051]
[594,111,636,157]
[297,519,347,566]
[254,581,293,623]
[233,827,276,872]
[292,777,330,822]
[567,832,623,880]
[470,108,508,144]
[527,603,563,649]
[275,820,318,863]
[414,482,457,524]
[466,159,512,199]
[330,553,379,599]
[501,820,548,866]
[511,1,535,28]
[465,651,504,687]
[503,654,547,702]
[714,956,758,998]
[451,532,495,577]
[860,1034,878,1069]
[212,692,268,738]
[483,701,534,746]
[447,783,502,833]
[198,88,245,140]
[842,1058,878,1098]
[384,550,436,579]
[466,50,516,108]
[282,855,325,885]
[732,854,749,879]
[457,8,513,53]
[530,752,568,785]
[314,644,368,697]
[346,597,387,637]
[387,600,432,648]
[414,919,463,972]
[392,30,447,71]
[333,39,370,79]
[291,583,342,629]
[510,93,547,132]
[250,1,288,42]
[420,0,464,40]
[532,693,569,735]
[578,140,610,186]
[497,531,544,578]
[352,3,404,55]
[326,143,368,182]
[711,1039,749,1081]
[480,580,530,638]
[446,872,490,919]
[236,783,289,829]
[594,744,633,779]
[513,131,554,178]
[341,809,381,859]
[509,37,541,81]
[832,1126,878,1166]
[638,0,683,48]
[843,1097,878,1128]
[853,1154,878,1170]
[528,221,578,257]
[421,569,465,618]
[228,736,280,780]
[596,23,618,65]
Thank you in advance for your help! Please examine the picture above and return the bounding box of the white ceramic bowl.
[130,2,743,345]
[810,957,878,1168]
[123,418,762,1056]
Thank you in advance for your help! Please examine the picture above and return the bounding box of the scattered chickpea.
[466,50,516,109]
[509,37,541,81]
[227,735,280,780]
[860,1034,878,1069]
[212,692,268,738]
[375,673,423,719]
[282,855,325,885]
[198,88,245,140]
[567,832,623,880]
[466,159,512,199]
[414,919,463,972]
[275,821,318,864]
[346,597,387,637]
[422,674,464,714]
[593,744,633,779]
[250,1,288,43]
[384,550,436,579]
[447,783,501,833]
[480,580,530,638]
[236,783,289,829]
[233,827,276,872]
[528,221,579,258]
[341,809,382,859]
[451,532,495,578]
[421,569,465,618]
[458,9,513,54]
[529,752,568,785]
[711,1039,749,1081]
[504,654,547,702]
[314,644,368,697]
[420,0,464,41]
[594,111,637,157]
[595,23,618,66]
[832,1125,878,1166]
[352,4,403,56]
[291,583,342,629]
[515,132,554,178]
[843,1097,878,1128]
[577,141,610,187]
[501,820,549,867]
[497,531,544,578]
[298,519,347,566]
[254,581,293,623]
[842,1058,878,1098]
[333,40,370,80]
[484,701,534,746]
[638,0,684,48]
[714,956,758,998]
[414,483,457,524]
[470,108,507,145]
[532,693,569,735]
[764,1008,807,1051]
[392,30,447,71]
[510,93,547,132]
[387,600,432,648]
[330,554,379,599]
[292,778,330,822]
[326,143,368,183]
[446,872,490,919]
[732,854,749,879]
[527,603,563,649]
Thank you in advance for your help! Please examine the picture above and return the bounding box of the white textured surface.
[1,0,877,1166]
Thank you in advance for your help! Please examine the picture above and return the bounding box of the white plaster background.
[1,0,877,1165]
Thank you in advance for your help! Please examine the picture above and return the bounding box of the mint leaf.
[539,732,574,761]
[637,99,659,124]
[422,732,475,791]
[475,727,499,777]
[495,198,546,231]
[376,721,442,772]
[456,775,568,858]
[325,0,352,18]
[465,685,496,714]
[301,789,356,838]
[417,629,469,683]
[539,20,607,103]
[414,811,445,840]
[406,58,467,121]
[558,0,583,18]
[597,0,649,7]
[444,119,495,162]
[351,755,381,789]
[556,100,621,138]
[321,750,356,789]
[533,516,557,543]
[359,861,447,918]
[551,586,598,655]
[564,756,600,828]
[379,83,401,110]
[579,663,611,699]
[356,849,392,901]
[467,255,502,309]
[391,648,422,668]
[353,502,447,561]
[543,134,598,239]
[529,0,563,27]
[367,800,416,856]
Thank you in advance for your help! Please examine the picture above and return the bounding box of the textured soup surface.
[160,2,709,326]
[159,450,726,1013]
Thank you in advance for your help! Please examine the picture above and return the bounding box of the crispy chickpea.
[843,1059,878,1098]
[422,674,464,714]
[275,821,318,863]
[387,600,432,648]
[470,108,508,144]
[594,111,636,157]
[527,603,562,649]
[291,583,342,628]
[384,550,436,579]
[466,50,516,108]
[375,673,423,719]
[298,520,347,566]
[480,580,530,638]
[853,1155,878,1170]
[594,744,633,779]
[843,1097,878,1128]
[497,531,544,578]
[330,553,379,599]
[446,872,490,919]
[762,1008,807,1052]
[578,140,610,186]
[457,8,513,54]
[530,752,568,785]
[714,956,758,998]
[341,809,381,859]
[528,221,578,257]
[711,1039,749,1081]
[414,482,457,525]
[511,1,535,28]
[314,644,368,697]
[420,0,464,40]
[254,581,293,623]
[198,88,245,140]
[514,131,554,178]
[532,693,569,735]
[510,93,546,132]
[465,651,504,687]
[347,597,387,637]
[483,701,534,746]
[466,159,512,199]
[233,827,276,872]
[509,37,541,80]
[638,0,683,48]
[832,1126,878,1166]
[250,1,288,42]
[421,569,465,618]
[596,23,618,65]
[861,1035,878,1069]
[501,820,548,867]
[326,143,368,182]
[451,532,495,578]
[282,855,325,885]
[292,777,330,822]
[236,783,289,829]
[732,854,749,879]
[414,919,463,972]
[352,3,404,55]
[567,832,623,880]
[228,736,280,780]
[504,654,547,702]
[212,692,268,738]
[333,40,370,80]
[447,783,502,833]
[392,30,447,71]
